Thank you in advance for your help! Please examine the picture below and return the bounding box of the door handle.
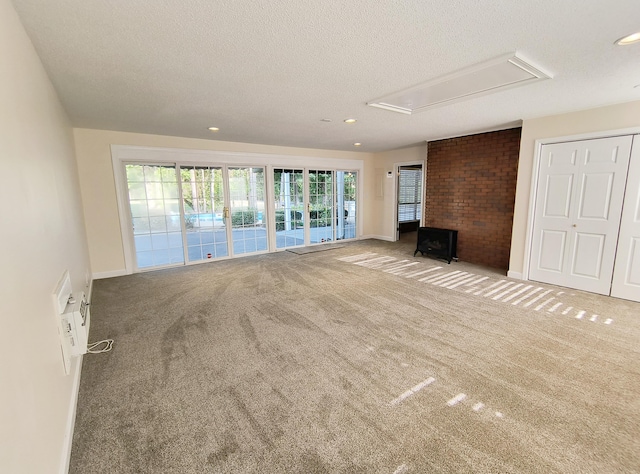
[223,207,229,218]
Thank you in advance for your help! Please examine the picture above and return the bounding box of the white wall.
[0,1,92,473]
[509,100,640,277]
[74,128,375,275]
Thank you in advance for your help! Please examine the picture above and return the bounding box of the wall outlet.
[57,314,72,375]
[61,291,90,358]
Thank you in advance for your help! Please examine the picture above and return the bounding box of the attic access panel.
[367,53,551,114]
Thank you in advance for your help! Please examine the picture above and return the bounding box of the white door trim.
[522,127,640,281]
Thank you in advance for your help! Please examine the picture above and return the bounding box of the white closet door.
[611,137,640,302]
[529,136,632,294]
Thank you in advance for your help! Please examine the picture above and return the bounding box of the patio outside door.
[123,161,357,270]
[126,163,267,270]
[180,165,228,262]
[306,169,357,244]
[273,168,305,249]
[336,171,357,240]
[227,167,267,255]
[126,164,185,269]
[308,170,335,243]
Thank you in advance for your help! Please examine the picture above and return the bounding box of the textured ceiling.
[11,0,640,152]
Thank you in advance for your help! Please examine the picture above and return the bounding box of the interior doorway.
[397,165,423,239]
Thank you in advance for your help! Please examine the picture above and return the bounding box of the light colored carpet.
[70,238,640,473]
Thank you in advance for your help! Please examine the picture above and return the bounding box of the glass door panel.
[336,171,357,240]
[308,170,334,243]
[126,164,184,269]
[180,166,228,262]
[228,167,267,255]
[273,168,305,249]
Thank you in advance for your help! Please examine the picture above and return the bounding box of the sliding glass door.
[228,167,267,255]
[336,171,357,240]
[125,163,268,270]
[302,169,358,245]
[180,165,227,261]
[308,170,334,244]
[126,164,184,268]
[122,159,359,270]
[273,168,305,249]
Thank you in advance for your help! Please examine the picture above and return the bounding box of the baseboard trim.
[59,355,83,474]
[507,270,524,280]
[93,269,127,280]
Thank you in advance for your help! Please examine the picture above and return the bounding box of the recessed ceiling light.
[353,142,362,146]
[615,32,640,45]
[208,127,220,132]
[344,118,357,124]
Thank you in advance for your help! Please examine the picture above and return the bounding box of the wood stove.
[414,227,458,264]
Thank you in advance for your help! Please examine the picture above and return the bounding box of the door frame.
[394,160,426,241]
[111,145,364,274]
[522,126,640,282]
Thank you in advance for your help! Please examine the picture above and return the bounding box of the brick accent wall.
[425,128,521,270]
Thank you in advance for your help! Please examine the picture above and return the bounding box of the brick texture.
[425,128,521,270]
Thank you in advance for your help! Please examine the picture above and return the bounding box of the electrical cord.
[87,339,114,354]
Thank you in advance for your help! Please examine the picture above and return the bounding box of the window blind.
[398,168,422,222]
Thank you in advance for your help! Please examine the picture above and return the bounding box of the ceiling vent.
[367,53,551,115]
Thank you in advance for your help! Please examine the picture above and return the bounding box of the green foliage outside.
[275,210,304,231]
[309,207,332,228]
[231,210,257,226]
[180,167,224,216]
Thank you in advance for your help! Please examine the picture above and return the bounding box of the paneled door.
[611,137,640,301]
[529,136,633,294]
